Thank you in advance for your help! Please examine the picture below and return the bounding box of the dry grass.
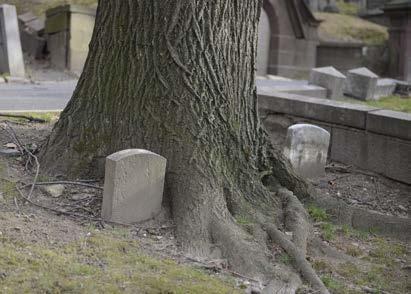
[315,12,388,45]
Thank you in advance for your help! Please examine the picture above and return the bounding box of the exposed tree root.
[210,218,274,281]
[264,223,330,294]
[278,188,310,256]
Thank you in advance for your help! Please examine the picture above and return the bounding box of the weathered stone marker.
[308,66,346,99]
[45,5,96,75]
[344,67,378,100]
[0,4,25,77]
[102,149,166,224]
[283,124,330,179]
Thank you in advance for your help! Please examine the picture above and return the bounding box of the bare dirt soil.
[0,118,410,293]
[314,163,410,218]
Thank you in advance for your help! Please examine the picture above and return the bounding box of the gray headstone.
[0,5,25,78]
[374,78,397,99]
[344,67,378,101]
[102,149,166,224]
[308,66,346,99]
[283,124,330,179]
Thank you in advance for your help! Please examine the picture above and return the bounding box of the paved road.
[0,80,77,112]
[0,78,320,112]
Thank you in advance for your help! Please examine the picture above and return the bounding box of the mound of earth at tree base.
[1,118,410,293]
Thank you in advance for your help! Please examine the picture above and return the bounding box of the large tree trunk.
[41,0,324,291]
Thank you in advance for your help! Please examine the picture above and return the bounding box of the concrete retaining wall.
[258,89,411,184]
[316,42,388,76]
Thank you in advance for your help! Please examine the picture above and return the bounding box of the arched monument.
[257,0,320,78]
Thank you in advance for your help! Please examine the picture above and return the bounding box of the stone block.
[0,4,25,77]
[308,66,346,99]
[374,78,397,99]
[367,109,411,141]
[344,67,378,100]
[283,124,330,179]
[330,126,411,184]
[18,12,45,34]
[47,31,68,70]
[45,5,96,74]
[395,81,411,96]
[102,149,167,224]
[258,90,379,129]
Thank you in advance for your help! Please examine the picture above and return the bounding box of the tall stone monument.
[45,5,96,75]
[383,0,411,83]
[0,4,25,78]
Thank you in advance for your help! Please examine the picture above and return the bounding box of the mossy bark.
[41,0,317,287]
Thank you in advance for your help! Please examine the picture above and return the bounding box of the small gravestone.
[374,78,397,99]
[309,66,346,99]
[0,4,25,77]
[283,124,330,179]
[102,149,166,224]
[344,67,378,100]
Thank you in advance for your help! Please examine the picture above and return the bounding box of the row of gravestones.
[102,124,329,224]
[308,66,402,101]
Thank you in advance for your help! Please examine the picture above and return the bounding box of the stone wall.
[316,41,388,76]
[257,90,411,184]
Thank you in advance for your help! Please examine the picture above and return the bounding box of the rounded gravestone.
[283,124,330,179]
[102,149,167,224]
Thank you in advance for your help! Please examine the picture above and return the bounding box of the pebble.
[41,184,65,198]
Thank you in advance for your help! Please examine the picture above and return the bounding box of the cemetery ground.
[0,114,409,293]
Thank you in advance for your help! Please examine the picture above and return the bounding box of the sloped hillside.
[315,12,388,45]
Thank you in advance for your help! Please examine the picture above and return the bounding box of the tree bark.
[40,0,322,289]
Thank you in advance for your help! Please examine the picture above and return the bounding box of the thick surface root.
[264,224,330,294]
[279,188,310,256]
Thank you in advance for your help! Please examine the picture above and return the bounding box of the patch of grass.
[336,0,360,15]
[315,12,388,45]
[366,96,411,113]
[278,253,293,265]
[307,205,329,222]
[340,225,370,241]
[235,215,253,225]
[345,245,362,257]
[0,180,17,201]
[337,257,409,293]
[0,232,240,293]
[368,238,407,265]
[321,275,344,292]
[341,96,411,114]
[312,259,333,274]
[321,223,337,241]
[337,262,390,291]
[1,112,60,123]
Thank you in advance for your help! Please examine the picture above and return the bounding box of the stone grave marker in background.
[0,4,25,78]
[283,124,330,179]
[102,149,167,224]
[344,67,378,100]
[18,12,46,59]
[45,5,96,75]
[308,66,346,99]
[374,78,397,99]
